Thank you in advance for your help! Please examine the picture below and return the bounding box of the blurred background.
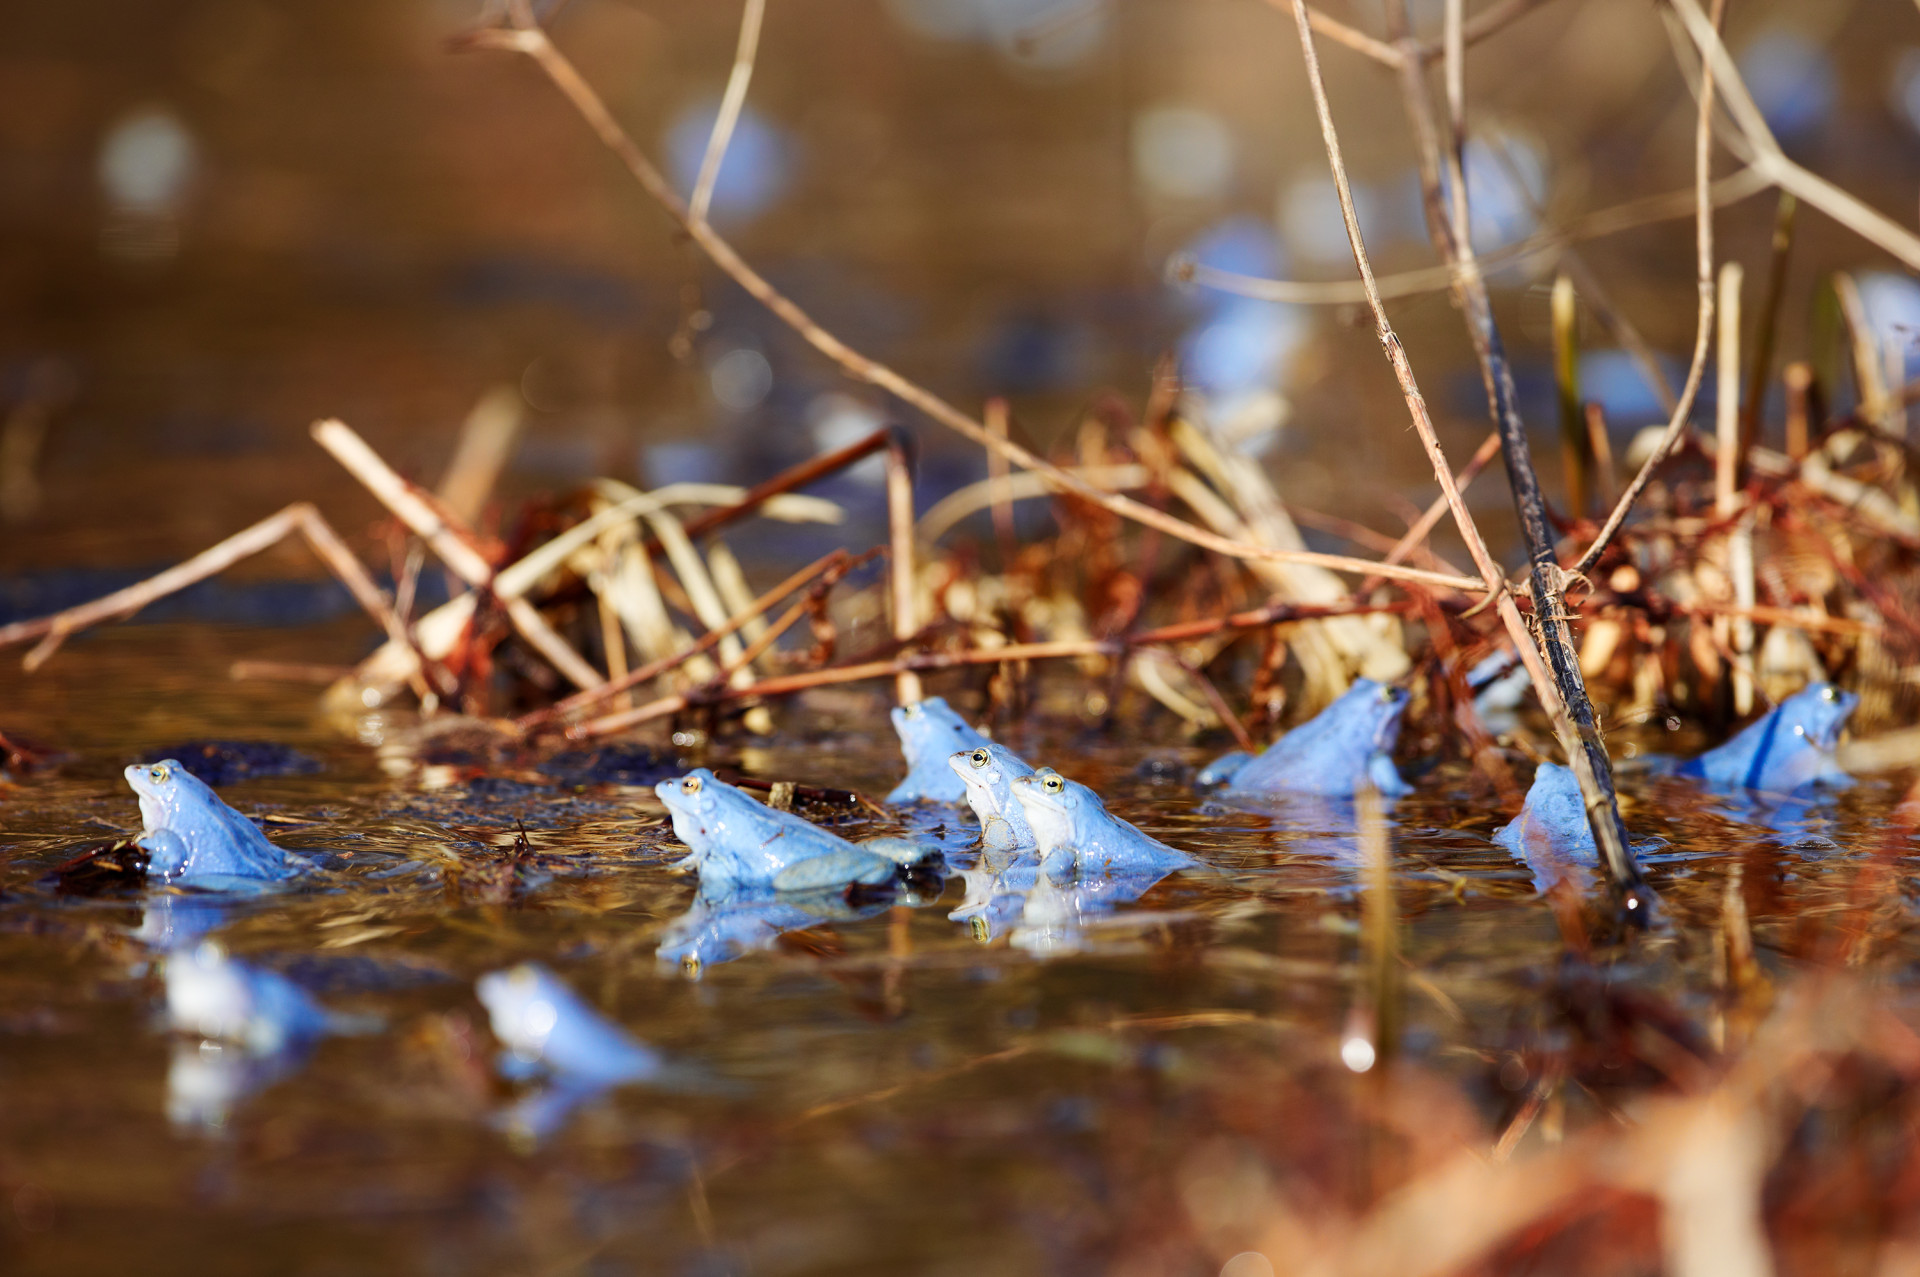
[2,0,1917,609]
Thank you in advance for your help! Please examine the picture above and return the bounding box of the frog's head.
[654,769,732,853]
[475,962,566,1065]
[125,759,216,836]
[1010,768,1101,850]
[1347,679,1411,753]
[947,744,1021,812]
[1781,682,1858,751]
[890,697,975,764]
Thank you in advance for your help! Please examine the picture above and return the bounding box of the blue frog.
[1011,768,1196,876]
[126,760,296,885]
[1676,682,1857,794]
[887,697,994,804]
[1200,678,1411,800]
[654,769,911,890]
[947,743,1037,849]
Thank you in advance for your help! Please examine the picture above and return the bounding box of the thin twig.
[312,417,605,691]
[518,547,865,730]
[572,602,1410,738]
[1176,166,1766,307]
[1571,0,1724,576]
[1297,0,1649,914]
[1668,0,1920,272]
[0,503,415,683]
[688,0,766,227]
[459,9,1490,598]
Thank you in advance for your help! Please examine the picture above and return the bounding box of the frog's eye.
[681,775,703,795]
[968,749,989,769]
[1820,685,1839,702]
[903,703,923,719]
[1041,775,1064,793]
[149,764,171,784]
[1377,685,1395,703]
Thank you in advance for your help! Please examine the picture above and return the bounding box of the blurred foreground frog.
[948,743,1037,849]
[126,759,296,884]
[887,697,1004,804]
[1198,678,1410,800]
[1011,767,1195,875]
[655,769,927,890]
[1676,682,1857,793]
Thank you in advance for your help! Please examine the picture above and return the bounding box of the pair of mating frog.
[121,675,1859,891]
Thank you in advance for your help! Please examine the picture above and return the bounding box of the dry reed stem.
[571,601,1407,738]
[0,502,412,681]
[1669,0,1920,272]
[984,396,1017,566]
[1313,0,1645,906]
[885,433,924,704]
[312,418,605,691]
[1178,166,1766,308]
[461,7,1488,598]
[687,0,765,227]
[1741,192,1798,452]
[1572,0,1723,576]
[518,547,860,730]
[1715,261,1756,715]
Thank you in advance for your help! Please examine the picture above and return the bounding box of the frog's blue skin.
[1493,763,1597,893]
[165,941,335,1056]
[1201,679,1411,800]
[1675,682,1857,794]
[947,744,1037,849]
[126,760,295,885]
[887,697,994,804]
[656,883,890,972]
[655,769,902,890]
[1011,768,1196,876]
[1495,763,1670,893]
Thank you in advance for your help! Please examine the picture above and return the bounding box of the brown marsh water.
[3,623,1916,1275]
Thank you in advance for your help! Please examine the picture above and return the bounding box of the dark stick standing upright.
[1369,0,1654,912]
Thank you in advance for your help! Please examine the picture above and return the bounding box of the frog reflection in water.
[125,759,295,884]
[1011,768,1195,875]
[1676,682,1858,793]
[948,744,1037,849]
[477,963,677,1141]
[1199,678,1410,800]
[887,697,995,804]
[654,769,911,890]
[162,941,350,1130]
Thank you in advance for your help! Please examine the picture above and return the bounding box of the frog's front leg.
[137,829,193,881]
